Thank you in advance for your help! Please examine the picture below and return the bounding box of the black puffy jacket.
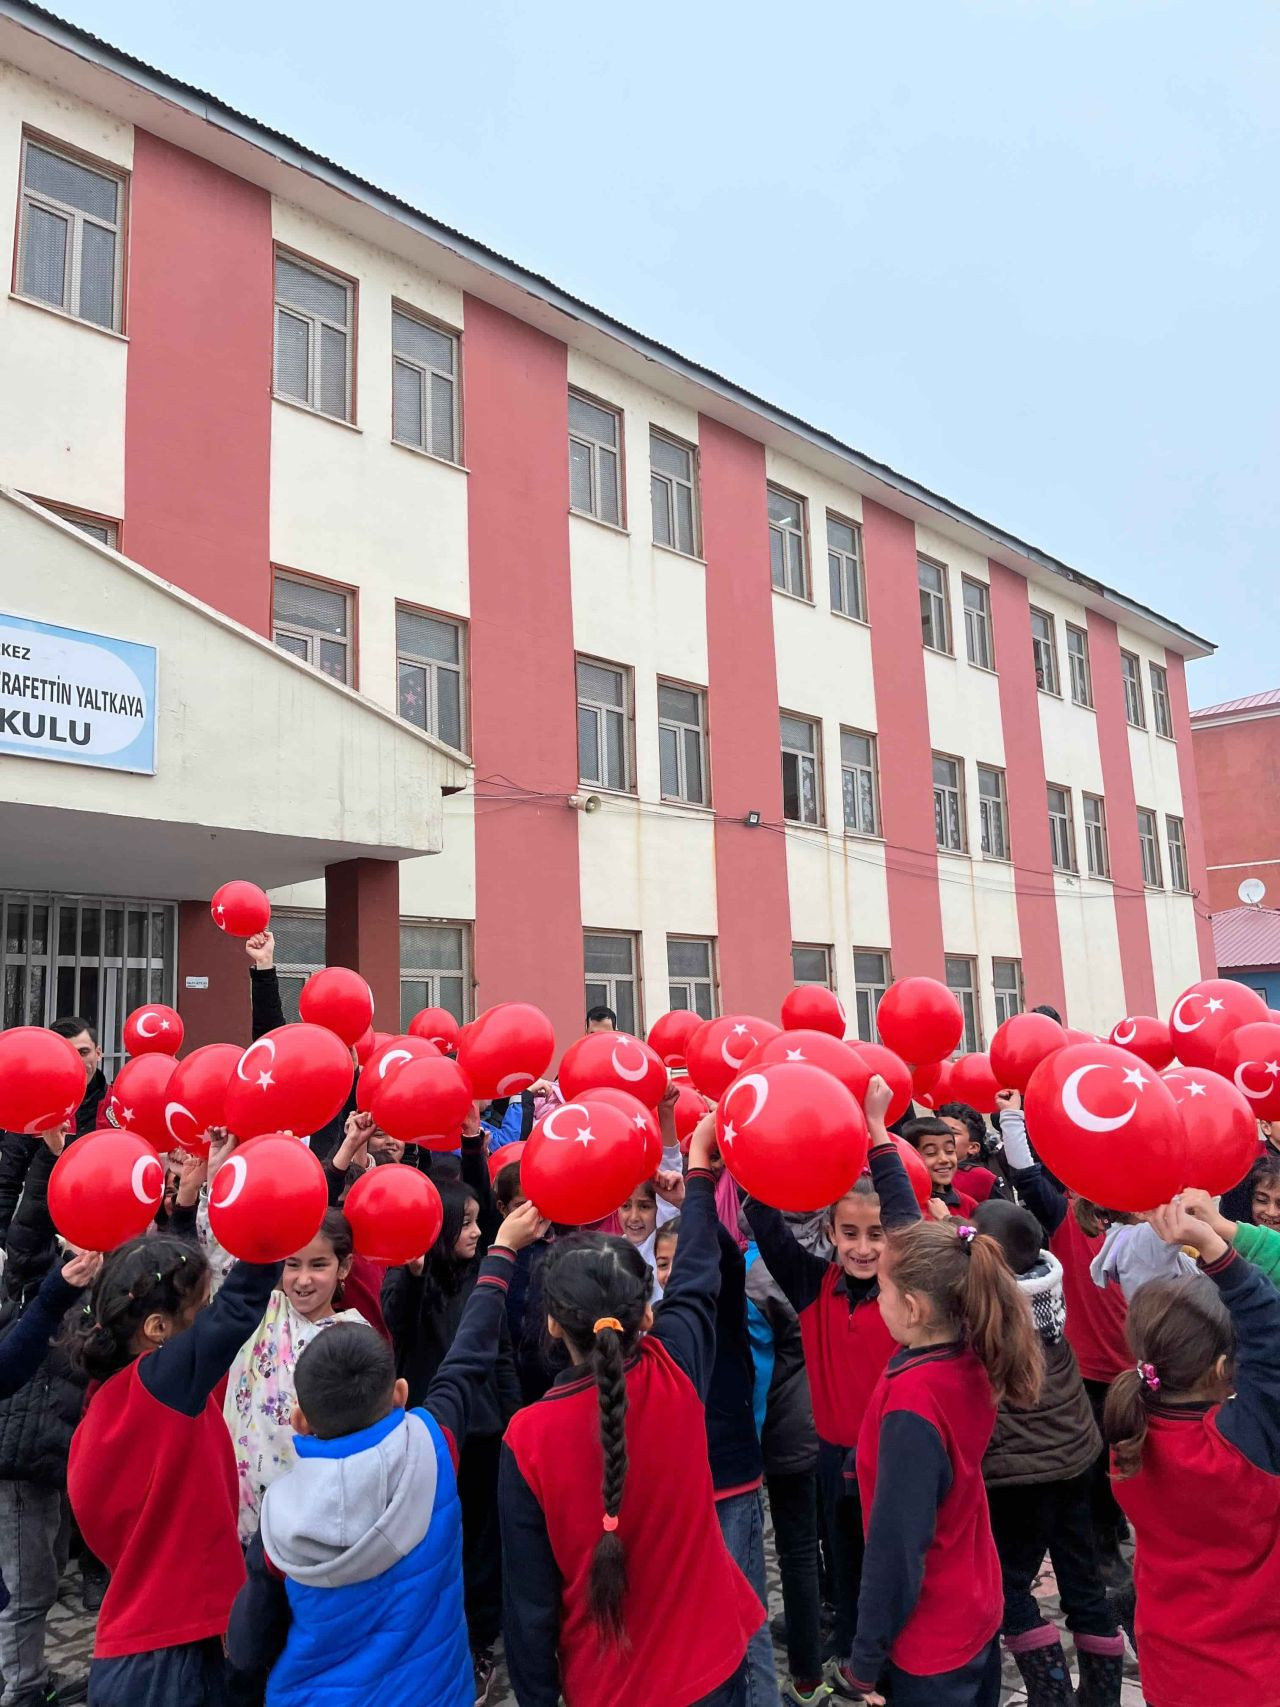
[0,1261,87,1486]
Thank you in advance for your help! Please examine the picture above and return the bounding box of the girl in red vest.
[846,1217,1043,1707]
[1104,1198,1280,1707]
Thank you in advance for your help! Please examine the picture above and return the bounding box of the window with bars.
[1083,793,1110,878]
[840,729,879,837]
[827,515,865,621]
[569,393,622,526]
[1047,785,1077,872]
[1166,816,1190,892]
[1030,608,1060,695]
[400,921,470,1029]
[274,252,353,421]
[667,937,717,1018]
[918,558,951,653]
[391,309,458,460]
[650,431,698,556]
[577,658,633,792]
[584,932,640,1034]
[768,487,809,598]
[1066,624,1093,707]
[993,958,1024,1026]
[37,501,118,547]
[977,765,1010,860]
[853,950,889,1043]
[1121,651,1146,727]
[945,955,982,1053]
[272,573,353,683]
[269,911,326,1023]
[1137,808,1162,887]
[1150,663,1174,738]
[658,681,709,806]
[781,714,823,826]
[396,606,465,749]
[962,577,994,670]
[792,944,833,987]
[17,138,124,330]
[933,754,967,852]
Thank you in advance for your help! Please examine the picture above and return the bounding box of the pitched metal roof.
[1192,688,1280,722]
[1213,906,1280,972]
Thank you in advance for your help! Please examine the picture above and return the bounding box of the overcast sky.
[67,0,1279,705]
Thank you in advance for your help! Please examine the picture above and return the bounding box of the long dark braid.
[61,1234,209,1381]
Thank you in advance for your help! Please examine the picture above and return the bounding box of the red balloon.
[580,1087,663,1172]
[457,1003,556,1100]
[0,1028,85,1134]
[163,1043,242,1154]
[224,1025,354,1140]
[843,1042,914,1124]
[123,1004,184,1059]
[780,986,847,1039]
[646,1010,702,1069]
[1108,1015,1175,1072]
[356,1035,441,1113]
[488,1141,527,1185]
[743,1029,865,1099]
[522,1099,651,1224]
[1168,978,1269,1070]
[343,1165,444,1265]
[1212,1022,1280,1122]
[715,1061,868,1212]
[559,1032,668,1110]
[990,1013,1065,1094]
[408,1008,462,1053]
[207,1135,328,1262]
[210,880,271,938]
[353,1028,377,1065]
[108,1054,178,1150]
[1063,1028,1099,1047]
[371,1055,475,1148]
[947,1054,1003,1116]
[891,1134,934,1208]
[672,1081,710,1149]
[875,978,964,1065]
[48,1130,164,1250]
[1162,1066,1262,1195]
[1024,1042,1187,1212]
[685,1016,781,1101]
[911,1059,950,1110]
[299,968,374,1047]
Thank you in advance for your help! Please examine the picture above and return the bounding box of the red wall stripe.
[1163,651,1217,974]
[1086,611,1158,1013]
[698,417,793,1013]
[861,499,944,977]
[123,131,272,632]
[987,563,1067,1015]
[463,297,583,1048]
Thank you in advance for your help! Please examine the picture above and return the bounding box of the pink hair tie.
[601,1513,619,1533]
[955,1224,977,1245]
[1137,1361,1161,1392]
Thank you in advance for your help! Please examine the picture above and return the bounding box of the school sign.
[0,613,157,774]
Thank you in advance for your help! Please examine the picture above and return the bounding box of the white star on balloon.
[574,1125,596,1147]
[160,1019,171,1031]
[120,1105,135,1123]
[1205,998,1225,1014]
[1122,1068,1147,1091]
[256,1070,275,1090]
[1267,1060,1280,1076]
[722,1122,737,1145]
[785,1048,805,1061]
[732,1024,749,1037]
[1187,1080,1208,1098]
[215,904,225,916]
[632,1115,649,1130]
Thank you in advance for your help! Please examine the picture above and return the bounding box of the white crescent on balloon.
[1170,994,1205,1035]
[610,1040,650,1083]
[541,1103,594,1144]
[723,1072,769,1132]
[378,1048,413,1080]
[163,1100,199,1147]
[131,1155,163,1206]
[721,1034,753,1071]
[1062,1064,1140,1134]
[135,1011,161,1039]
[1232,1061,1276,1102]
[211,1154,248,1208]
[497,1071,534,1096]
[1112,1019,1137,1046]
[236,1037,277,1083]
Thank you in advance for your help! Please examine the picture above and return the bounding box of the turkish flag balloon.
[209,880,271,938]
[207,1136,328,1262]
[353,1028,377,1065]
[108,1054,178,1150]
[580,1088,663,1172]
[947,1054,1003,1116]
[123,1004,184,1059]
[457,1003,556,1100]
[371,1055,475,1148]
[48,1130,164,1250]
[715,1061,868,1213]
[488,1141,527,1185]
[356,1035,441,1113]
[892,1134,934,1208]
[1108,1016,1175,1072]
[1168,978,1269,1070]
[298,968,374,1048]
[843,1043,913,1124]
[0,1028,85,1134]
[559,1032,668,1110]
[672,1081,710,1149]
[224,1025,354,1140]
[343,1164,444,1265]
[1163,1066,1262,1195]
[408,1008,462,1054]
[685,1016,781,1101]
[1024,1042,1187,1212]
[522,1100,650,1224]
[990,1013,1065,1094]
[780,986,847,1039]
[1212,1022,1280,1123]
[647,1010,702,1070]
[743,1029,865,1099]
[911,1059,950,1111]
[875,978,964,1065]
[163,1043,241,1154]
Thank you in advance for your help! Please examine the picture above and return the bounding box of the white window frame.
[933,753,967,853]
[945,955,982,1053]
[827,514,866,621]
[791,944,833,987]
[584,931,642,1034]
[1121,651,1146,728]
[273,249,354,422]
[667,936,717,1019]
[650,430,699,556]
[918,557,952,654]
[853,950,890,1043]
[1137,807,1163,887]
[396,604,466,751]
[576,657,634,793]
[391,305,459,461]
[272,570,354,685]
[1047,784,1077,873]
[977,764,1010,861]
[1083,792,1110,879]
[781,713,823,827]
[1150,662,1174,738]
[400,920,472,1030]
[657,680,709,807]
[568,390,623,526]
[840,728,880,837]
[993,958,1024,1026]
[962,576,994,671]
[16,135,124,331]
[768,486,810,599]
[1030,607,1060,695]
[1166,816,1190,892]
[1066,623,1093,708]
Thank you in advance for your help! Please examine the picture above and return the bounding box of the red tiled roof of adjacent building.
[1213,906,1280,971]
[1192,688,1280,721]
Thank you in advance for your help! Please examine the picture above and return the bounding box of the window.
[37,501,118,547]
[1030,608,1060,695]
[584,932,640,1034]
[1121,651,1146,727]
[391,308,458,461]
[650,431,698,556]
[270,911,326,1022]
[1047,785,1077,873]
[962,577,994,670]
[781,714,823,826]
[1150,663,1174,738]
[840,729,879,837]
[933,754,966,852]
[274,252,353,421]
[568,391,622,525]
[577,658,633,792]
[1167,816,1190,892]
[918,558,951,653]
[977,765,1010,860]
[1066,624,1093,708]
[17,137,123,330]
[400,922,470,1029]
[768,487,809,598]
[945,956,981,1053]
[272,573,353,683]
[657,681,709,806]
[792,944,833,987]
[396,606,465,749]
[853,950,889,1043]
[668,937,717,1018]
[1083,793,1110,879]
[1137,808,1162,887]
[827,515,865,621]
[993,959,1024,1026]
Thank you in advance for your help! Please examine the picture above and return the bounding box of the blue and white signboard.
[0,613,157,774]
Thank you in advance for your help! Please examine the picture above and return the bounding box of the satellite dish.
[1238,877,1267,906]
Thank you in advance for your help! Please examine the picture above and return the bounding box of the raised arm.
[0,1257,89,1398]
[998,1093,1067,1238]
[865,1079,922,1230]
[139,1257,280,1417]
[424,1249,515,1449]
[246,933,286,1039]
[741,1199,830,1315]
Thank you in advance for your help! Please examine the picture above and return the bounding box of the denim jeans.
[715,1489,781,1707]
[693,1658,748,1707]
[887,1638,1001,1707]
[0,1482,70,1705]
[987,1474,1116,1638]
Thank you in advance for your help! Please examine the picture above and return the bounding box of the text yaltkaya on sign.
[0,613,157,774]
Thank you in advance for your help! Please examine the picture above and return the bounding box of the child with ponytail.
[845,1218,1044,1707]
[498,1116,763,1707]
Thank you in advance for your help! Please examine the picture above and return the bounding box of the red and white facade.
[0,3,1216,1059]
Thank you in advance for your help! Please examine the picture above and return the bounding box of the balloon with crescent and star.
[713,1060,868,1212]
[684,1015,781,1100]
[558,1031,668,1109]
[0,1027,85,1135]
[123,1004,184,1060]
[207,1134,328,1262]
[48,1130,164,1250]
[1107,1015,1175,1072]
[1167,978,1268,1070]
[521,1098,650,1224]
[1162,1065,1261,1194]
[224,1024,354,1140]
[1212,1021,1280,1122]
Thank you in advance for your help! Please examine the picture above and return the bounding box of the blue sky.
[67,0,1278,704]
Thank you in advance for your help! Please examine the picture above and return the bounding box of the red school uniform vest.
[1050,1208,1129,1383]
[504,1336,762,1707]
[856,1347,1001,1676]
[67,1359,246,1658]
[798,1266,899,1449]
